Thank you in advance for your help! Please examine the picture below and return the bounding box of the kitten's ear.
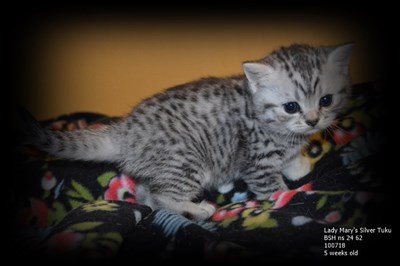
[327,43,353,75]
[243,62,274,94]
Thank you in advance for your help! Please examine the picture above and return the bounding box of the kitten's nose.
[306,119,319,127]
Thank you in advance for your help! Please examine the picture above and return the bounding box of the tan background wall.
[22,16,383,120]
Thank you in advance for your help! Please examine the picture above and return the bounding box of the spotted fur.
[25,44,352,220]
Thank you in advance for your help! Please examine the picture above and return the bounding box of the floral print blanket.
[11,82,392,262]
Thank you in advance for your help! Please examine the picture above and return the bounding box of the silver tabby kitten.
[25,44,352,220]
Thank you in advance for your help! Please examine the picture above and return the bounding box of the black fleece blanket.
[10,81,394,262]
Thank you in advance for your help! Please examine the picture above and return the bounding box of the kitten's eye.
[283,102,300,114]
[320,94,333,107]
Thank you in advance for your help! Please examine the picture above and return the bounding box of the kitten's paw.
[153,195,216,221]
[181,200,216,221]
[195,200,216,220]
[283,155,311,181]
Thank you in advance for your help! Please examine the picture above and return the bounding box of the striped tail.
[19,108,122,162]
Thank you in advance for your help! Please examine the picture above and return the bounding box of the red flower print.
[325,211,341,223]
[244,201,258,208]
[77,120,88,129]
[41,171,57,191]
[89,123,106,129]
[67,123,77,131]
[332,118,364,145]
[18,198,49,228]
[45,230,84,253]
[212,201,258,222]
[270,183,312,209]
[104,174,137,203]
[49,120,66,131]
[212,208,243,222]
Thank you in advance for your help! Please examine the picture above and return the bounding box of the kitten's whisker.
[333,124,350,133]
[324,126,335,139]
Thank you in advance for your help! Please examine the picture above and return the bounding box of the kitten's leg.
[136,168,216,220]
[282,154,311,181]
[244,169,288,200]
[152,195,215,221]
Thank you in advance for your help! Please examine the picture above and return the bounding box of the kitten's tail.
[18,108,122,162]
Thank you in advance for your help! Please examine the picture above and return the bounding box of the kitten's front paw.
[283,154,311,181]
[195,200,216,220]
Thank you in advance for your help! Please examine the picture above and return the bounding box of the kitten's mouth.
[305,128,322,135]
[289,127,321,137]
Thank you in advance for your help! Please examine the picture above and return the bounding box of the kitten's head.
[243,43,352,136]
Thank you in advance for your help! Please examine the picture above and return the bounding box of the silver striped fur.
[26,44,352,220]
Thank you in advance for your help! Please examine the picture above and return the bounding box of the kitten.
[23,44,352,220]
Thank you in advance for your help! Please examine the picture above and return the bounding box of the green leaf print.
[216,194,225,205]
[65,190,82,199]
[80,232,123,255]
[69,221,103,231]
[48,201,67,226]
[242,209,278,230]
[69,198,84,209]
[82,201,119,212]
[98,171,117,187]
[344,209,366,227]
[69,180,95,201]
[316,195,328,210]
[220,216,239,228]
[103,232,123,245]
